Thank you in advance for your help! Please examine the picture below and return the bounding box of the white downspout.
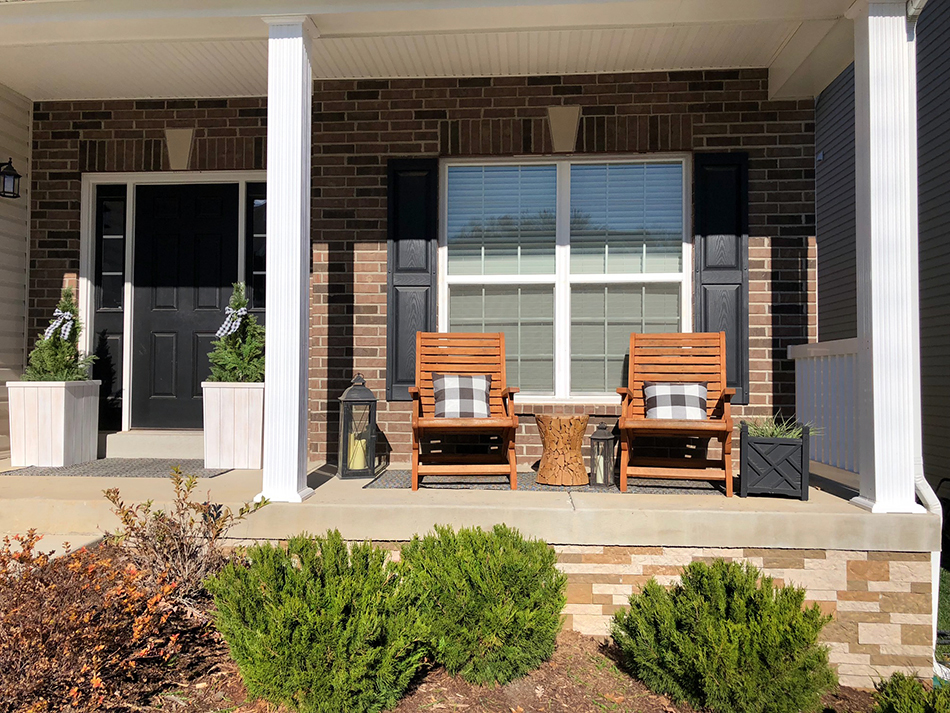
[904,0,941,674]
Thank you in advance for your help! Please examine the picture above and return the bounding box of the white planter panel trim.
[7,380,100,467]
[202,381,264,470]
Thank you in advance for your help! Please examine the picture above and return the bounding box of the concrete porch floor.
[0,461,939,554]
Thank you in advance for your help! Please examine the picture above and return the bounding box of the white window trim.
[437,154,693,404]
[79,170,266,432]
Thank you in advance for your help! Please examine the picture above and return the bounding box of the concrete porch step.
[102,430,204,459]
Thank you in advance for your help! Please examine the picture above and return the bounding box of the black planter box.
[739,422,810,501]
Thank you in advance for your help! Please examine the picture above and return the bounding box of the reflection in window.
[570,163,683,275]
[570,284,680,393]
[443,160,687,397]
[448,284,555,392]
[96,188,127,311]
[246,182,266,309]
[447,165,557,276]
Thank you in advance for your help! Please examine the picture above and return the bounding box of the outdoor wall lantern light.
[589,422,616,487]
[0,158,21,199]
[338,373,378,479]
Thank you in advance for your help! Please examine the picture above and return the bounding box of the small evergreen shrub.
[207,282,265,382]
[874,672,950,713]
[207,531,426,713]
[23,287,96,381]
[401,524,566,685]
[611,559,836,713]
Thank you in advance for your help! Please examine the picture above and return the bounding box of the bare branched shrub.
[104,468,265,616]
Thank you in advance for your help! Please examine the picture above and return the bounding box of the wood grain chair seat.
[409,332,519,490]
[616,332,735,496]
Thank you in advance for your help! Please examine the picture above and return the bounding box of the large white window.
[439,157,691,401]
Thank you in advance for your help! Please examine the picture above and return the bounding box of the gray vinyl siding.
[917,0,950,495]
[814,63,857,342]
[0,83,30,458]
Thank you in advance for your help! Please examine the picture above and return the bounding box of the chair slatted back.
[415,332,509,418]
[626,332,727,420]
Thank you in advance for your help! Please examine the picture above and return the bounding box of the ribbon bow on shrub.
[44,308,74,341]
[216,306,248,339]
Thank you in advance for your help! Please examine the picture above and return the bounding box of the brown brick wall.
[310,70,816,465]
[29,70,816,466]
[29,97,267,330]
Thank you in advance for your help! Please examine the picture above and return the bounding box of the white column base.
[256,486,314,504]
[850,495,925,514]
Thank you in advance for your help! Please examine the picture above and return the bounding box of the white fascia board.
[0,0,853,42]
[770,16,854,98]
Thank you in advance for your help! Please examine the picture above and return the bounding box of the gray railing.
[788,339,859,475]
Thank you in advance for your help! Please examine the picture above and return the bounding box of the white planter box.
[7,380,101,467]
[202,381,264,470]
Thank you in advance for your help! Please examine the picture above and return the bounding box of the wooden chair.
[409,332,519,490]
[616,332,736,496]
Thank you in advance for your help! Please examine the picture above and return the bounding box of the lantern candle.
[348,430,368,471]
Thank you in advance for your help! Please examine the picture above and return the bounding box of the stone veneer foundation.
[372,539,933,690]
[553,545,933,690]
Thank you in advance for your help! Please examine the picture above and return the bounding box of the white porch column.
[852,1,924,513]
[259,16,316,502]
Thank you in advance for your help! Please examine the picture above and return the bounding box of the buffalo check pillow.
[644,382,708,420]
[432,373,492,418]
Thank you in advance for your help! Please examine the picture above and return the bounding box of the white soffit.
[0,21,802,100]
[310,22,800,80]
[0,40,269,100]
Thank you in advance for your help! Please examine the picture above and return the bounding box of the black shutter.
[694,152,750,405]
[386,158,439,401]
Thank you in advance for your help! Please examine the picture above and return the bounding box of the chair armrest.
[408,386,422,424]
[501,387,518,422]
[716,388,736,421]
[616,387,633,397]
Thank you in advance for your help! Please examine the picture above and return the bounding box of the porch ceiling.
[0,0,856,101]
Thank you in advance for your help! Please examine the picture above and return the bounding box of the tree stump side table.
[535,414,590,486]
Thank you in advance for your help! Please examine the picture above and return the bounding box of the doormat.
[365,469,722,495]
[0,458,229,479]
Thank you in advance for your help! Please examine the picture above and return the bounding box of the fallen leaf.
[604,693,625,704]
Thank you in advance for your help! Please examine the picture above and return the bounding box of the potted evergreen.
[739,417,810,500]
[202,283,265,470]
[7,288,100,467]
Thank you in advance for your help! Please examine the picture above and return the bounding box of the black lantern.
[589,422,616,487]
[338,373,378,479]
[0,158,21,199]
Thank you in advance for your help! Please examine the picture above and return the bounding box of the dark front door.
[131,183,239,428]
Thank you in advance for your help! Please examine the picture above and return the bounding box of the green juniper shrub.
[207,282,265,383]
[400,524,566,686]
[23,287,96,381]
[874,672,950,713]
[611,558,836,713]
[207,531,426,713]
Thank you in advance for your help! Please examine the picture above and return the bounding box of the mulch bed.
[145,628,877,713]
